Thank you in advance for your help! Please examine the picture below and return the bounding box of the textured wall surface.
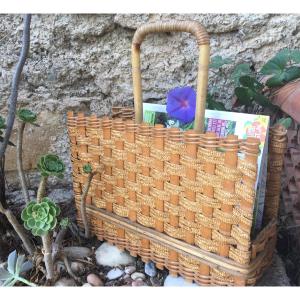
[1,13,300,186]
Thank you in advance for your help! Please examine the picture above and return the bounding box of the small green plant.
[16,109,38,125]
[37,154,65,179]
[59,217,70,229]
[261,49,300,87]
[21,197,60,236]
[276,117,293,129]
[0,250,36,287]
[83,163,92,174]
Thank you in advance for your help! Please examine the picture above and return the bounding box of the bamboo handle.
[132,20,210,133]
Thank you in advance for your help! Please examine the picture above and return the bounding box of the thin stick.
[0,202,35,255]
[0,14,31,157]
[17,121,30,203]
[80,172,96,239]
[61,253,80,282]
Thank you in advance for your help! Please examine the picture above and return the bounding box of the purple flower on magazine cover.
[166,87,196,124]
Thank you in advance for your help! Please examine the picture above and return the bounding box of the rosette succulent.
[21,197,61,236]
[16,109,37,124]
[83,163,92,174]
[37,154,65,179]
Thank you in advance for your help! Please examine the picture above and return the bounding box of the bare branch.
[0,14,31,157]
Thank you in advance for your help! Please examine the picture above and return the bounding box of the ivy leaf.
[234,87,254,106]
[239,75,264,91]
[266,74,286,87]
[210,55,233,69]
[284,66,300,82]
[231,63,252,86]
[254,93,275,109]
[290,50,300,63]
[276,117,292,129]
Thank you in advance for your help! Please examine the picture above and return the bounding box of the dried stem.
[37,176,47,202]
[52,226,67,261]
[61,253,80,281]
[41,234,54,280]
[0,202,35,255]
[80,172,95,239]
[0,14,31,158]
[17,121,30,203]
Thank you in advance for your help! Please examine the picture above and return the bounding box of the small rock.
[95,242,136,267]
[144,261,157,277]
[124,265,136,275]
[82,283,92,287]
[64,247,92,260]
[163,275,199,287]
[54,277,76,287]
[150,277,162,286]
[87,273,103,286]
[71,262,85,275]
[123,277,133,286]
[56,261,66,273]
[106,268,124,280]
[132,279,146,286]
[131,272,146,281]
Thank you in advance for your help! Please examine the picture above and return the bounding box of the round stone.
[144,261,157,277]
[124,265,136,275]
[131,272,146,281]
[87,273,103,286]
[106,268,124,280]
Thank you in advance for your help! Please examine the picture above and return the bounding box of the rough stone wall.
[1,13,300,187]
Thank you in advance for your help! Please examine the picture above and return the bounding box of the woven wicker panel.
[67,110,287,286]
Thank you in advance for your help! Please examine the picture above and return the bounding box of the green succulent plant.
[16,109,37,124]
[83,163,93,174]
[21,197,61,236]
[37,154,65,179]
[0,250,35,287]
[59,217,70,229]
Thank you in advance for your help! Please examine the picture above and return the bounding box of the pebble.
[95,242,136,267]
[87,273,104,286]
[82,283,92,287]
[132,279,146,286]
[64,247,92,260]
[131,272,146,281]
[56,261,66,273]
[144,261,157,277]
[54,277,76,286]
[71,262,85,275]
[106,268,124,280]
[163,275,199,287]
[124,265,136,275]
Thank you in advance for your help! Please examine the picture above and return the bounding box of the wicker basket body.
[66,20,287,286]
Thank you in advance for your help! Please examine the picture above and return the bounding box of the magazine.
[143,103,270,233]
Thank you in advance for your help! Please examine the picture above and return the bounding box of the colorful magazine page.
[143,103,270,232]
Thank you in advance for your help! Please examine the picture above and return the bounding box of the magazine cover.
[143,103,270,232]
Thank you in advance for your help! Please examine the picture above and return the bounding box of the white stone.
[106,268,124,280]
[131,272,146,281]
[124,265,136,275]
[82,283,92,287]
[95,242,135,267]
[54,277,76,286]
[144,261,157,277]
[163,275,199,287]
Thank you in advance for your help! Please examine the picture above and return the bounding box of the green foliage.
[231,63,252,86]
[235,75,275,108]
[210,55,233,69]
[21,197,60,236]
[59,217,70,229]
[16,109,37,124]
[83,163,93,174]
[276,117,292,129]
[37,154,65,178]
[0,116,6,137]
[261,49,300,87]
[206,93,226,111]
[0,250,35,287]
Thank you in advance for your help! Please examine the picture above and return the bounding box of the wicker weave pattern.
[68,110,287,286]
[69,113,262,263]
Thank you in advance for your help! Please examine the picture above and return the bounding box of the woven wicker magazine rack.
[67,21,287,286]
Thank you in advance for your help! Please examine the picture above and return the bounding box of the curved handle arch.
[131,20,210,133]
